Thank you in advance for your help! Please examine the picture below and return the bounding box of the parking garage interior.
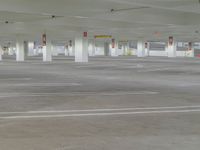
[0,0,200,150]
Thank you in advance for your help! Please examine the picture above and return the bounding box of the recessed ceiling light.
[15,22,24,24]
[41,13,51,16]
[73,16,89,19]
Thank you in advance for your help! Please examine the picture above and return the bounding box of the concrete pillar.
[167,36,176,57]
[137,41,145,57]
[122,42,129,56]
[42,34,52,62]
[43,41,52,61]
[52,45,58,56]
[64,44,69,56]
[8,47,14,55]
[69,40,74,56]
[104,42,110,56]
[33,42,37,56]
[24,41,29,57]
[72,41,75,56]
[75,32,88,62]
[16,39,25,61]
[0,46,2,61]
[27,42,35,56]
[122,44,125,55]
[7,43,12,56]
[33,49,38,56]
[92,40,96,56]
[186,42,194,57]
[110,39,118,57]
[122,44,126,56]
[89,40,96,56]
[144,42,149,56]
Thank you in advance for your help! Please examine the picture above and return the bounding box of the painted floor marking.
[0,109,200,120]
[138,67,173,73]
[0,83,81,87]
[0,78,32,81]
[0,105,200,114]
[0,91,159,98]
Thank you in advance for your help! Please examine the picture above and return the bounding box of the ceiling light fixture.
[41,13,64,19]
[110,6,151,13]
[73,16,89,19]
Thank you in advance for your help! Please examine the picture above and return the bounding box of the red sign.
[112,39,115,48]
[83,32,87,37]
[42,34,46,46]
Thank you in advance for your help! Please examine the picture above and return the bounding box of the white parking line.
[0,91,159,98]
[0,78,32,81]
[0,105,200,114]
[138,67,172,73]
[0,109,200,120]
[0,83,81,87]
[75,65,117,68]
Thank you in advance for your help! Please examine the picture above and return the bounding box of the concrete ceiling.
[0,0,200,43]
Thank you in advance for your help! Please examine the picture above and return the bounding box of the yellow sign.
[94,35,112,39]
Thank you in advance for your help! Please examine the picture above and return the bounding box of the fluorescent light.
[73,16,89,19]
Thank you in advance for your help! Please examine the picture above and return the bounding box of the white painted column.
[33,42,38,56]
[32,42,39,56]
[0,46,3,61]
[8,47,14,55]
[110,39,118,57]
[104,42,110,56]
[24,41,29,57]
[122,43,128,56]
[121,43,125,56]
[144,42,149,56]
[52,45,58,56]
[75,32,88,62]
[186,42,194,57]
[167,36,176,57]
[43,41,52,61]
[28,42,35,56]
[64,44,69,56]
[16,39,25,61]
[126,42,131,56]
[69,40,74,56]
[92,40,96,56]
[42,34,52,62]
[137,41,145,57]
[88,40,95,56]
[72,41,75,56]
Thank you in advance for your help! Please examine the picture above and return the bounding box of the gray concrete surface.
[0,56,200,150]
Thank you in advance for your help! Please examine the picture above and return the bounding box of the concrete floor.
[0,56,200,150]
